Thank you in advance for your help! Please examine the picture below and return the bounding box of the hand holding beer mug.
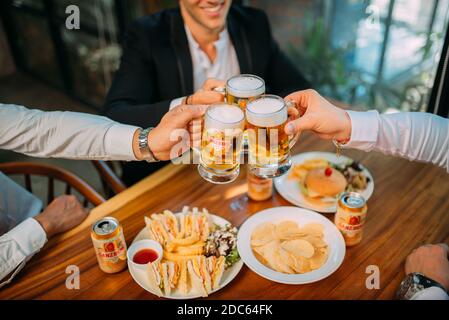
[246,95,299,178]
[198,104,245,184]
[186,78,226,105]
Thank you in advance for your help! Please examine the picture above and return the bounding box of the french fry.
[167,239,204,253]
[170,233,199,246]
[165,242,177,253]
[163,251,201,262]
[301,159,328,170]
[175,245,204,256]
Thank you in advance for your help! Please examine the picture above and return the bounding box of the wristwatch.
[138,128,159,162]
[396,272,447,300]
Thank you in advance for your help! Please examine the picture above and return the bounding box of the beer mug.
[198,103,245,184]
[215,74,265,110]
[246,95,299,178]
[213,74,265,154]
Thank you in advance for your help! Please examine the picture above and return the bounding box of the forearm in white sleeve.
[411,287,449,300]
[0,218,47,288]
[345,111,449,172]
[0,104,139,161]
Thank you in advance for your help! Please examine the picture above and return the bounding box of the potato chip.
[299,223,324,237]
[276,248,295,274]
[281,239,315,258]
[254,240,279,270]
[251,222,276,247]
[253,249,269,267]
[290,255,312,273]
[309,247,329,270]
[275,220,302,240]
[300,235,328,248]
[279,248,295,273]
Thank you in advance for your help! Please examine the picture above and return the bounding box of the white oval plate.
[274,152,374,213]
[237,206,345,285]
[128,213,243,299]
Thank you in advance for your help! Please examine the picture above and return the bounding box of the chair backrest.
[0,162,106,207]
[91,160,126,198]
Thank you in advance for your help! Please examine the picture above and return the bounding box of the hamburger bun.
[305,168,347,197]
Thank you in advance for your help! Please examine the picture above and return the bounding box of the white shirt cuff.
[10,218,47,255]
[170,97,185,110]
[343,110,380,151]
[411,287,449,300]
[105,124,139,161]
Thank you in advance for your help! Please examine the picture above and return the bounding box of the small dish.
[127,239,163,270]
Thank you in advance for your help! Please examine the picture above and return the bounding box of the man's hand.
[187,78,225,105]
[405,244,449,291]
[34,195,89,238]
[284,89,352,142]
[135,104,208,161]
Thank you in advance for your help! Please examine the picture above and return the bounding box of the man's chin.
[203,20,226,32]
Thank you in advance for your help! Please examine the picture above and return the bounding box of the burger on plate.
[301,167,347,206]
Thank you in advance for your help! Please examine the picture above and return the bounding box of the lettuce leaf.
[225,248,240,268]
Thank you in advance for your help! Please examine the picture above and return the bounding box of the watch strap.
[138,128,159,162]
[397,273,446,300]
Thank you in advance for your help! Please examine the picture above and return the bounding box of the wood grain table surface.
[1,132,448,300]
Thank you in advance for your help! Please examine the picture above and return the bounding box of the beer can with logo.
[91,217,127,273]
[335,192,367,246]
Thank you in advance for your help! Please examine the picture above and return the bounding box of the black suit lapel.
[170,9,194,95]
[228,8,252,74]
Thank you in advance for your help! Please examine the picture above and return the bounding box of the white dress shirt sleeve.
[170,97,185,110]
[411,287,449,300]
[0,104,139,161]
[0,218,47,288]
[345,110,449,172]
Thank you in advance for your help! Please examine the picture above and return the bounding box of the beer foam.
[246,97,287,127]
[227,75,265,98]
[206,104,244,130]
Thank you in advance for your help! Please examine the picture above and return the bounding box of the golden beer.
[198,104,245,184]
[226,74,265,110]
[246,95,295,178]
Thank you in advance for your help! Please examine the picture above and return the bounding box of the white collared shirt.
[345,110,449,300]
[0,104,138,161]
[345,110,449,173]
[0,103,139,287]
[169,25,240,109]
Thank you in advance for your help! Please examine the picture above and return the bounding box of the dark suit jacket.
[104,5,310,186]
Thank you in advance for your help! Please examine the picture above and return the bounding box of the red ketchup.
[133,249,159,264]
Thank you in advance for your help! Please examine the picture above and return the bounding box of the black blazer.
[104,5,310,185]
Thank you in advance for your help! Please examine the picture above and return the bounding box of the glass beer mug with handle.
[198,103,246,184]
[246,95,299,178]
[213,74,266,154]
[225,74,265,110]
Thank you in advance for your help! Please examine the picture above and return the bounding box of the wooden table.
[1,132,448,300]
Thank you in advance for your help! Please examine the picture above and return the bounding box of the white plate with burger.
[128,207,243,299]
[237,206,346,284]
[274,152,374,213]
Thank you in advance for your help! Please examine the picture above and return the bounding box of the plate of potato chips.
[237,206,345,284]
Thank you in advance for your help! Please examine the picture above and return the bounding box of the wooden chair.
[0,162,106,207]
[91,160,126,198]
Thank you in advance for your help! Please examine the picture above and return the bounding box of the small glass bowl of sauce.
[127,239,163,270]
